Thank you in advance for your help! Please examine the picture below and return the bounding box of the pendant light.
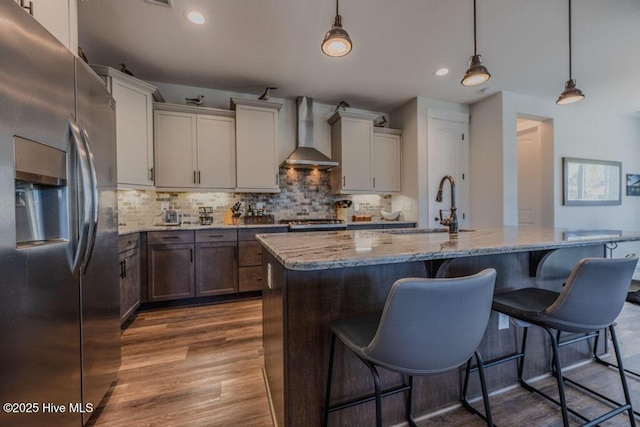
[556,0,585,105]
[461,0,491,86]
[321,0,352,57]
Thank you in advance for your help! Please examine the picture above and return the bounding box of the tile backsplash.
[118,169,392,227]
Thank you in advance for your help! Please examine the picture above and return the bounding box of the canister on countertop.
[334,199,352,222]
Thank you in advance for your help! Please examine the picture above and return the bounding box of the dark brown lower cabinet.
[119,233,142,324]
[238,227,287,293]
[148,243,195,301]
[196,243,238,296]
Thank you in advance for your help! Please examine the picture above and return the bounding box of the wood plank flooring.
[88,296,640,427]
[86,299,272,427]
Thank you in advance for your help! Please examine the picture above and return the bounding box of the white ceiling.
[77,0,640,114]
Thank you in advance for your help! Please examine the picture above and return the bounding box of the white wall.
[389,99,420,222]
[470,90,640,261]
[468,93,505,227]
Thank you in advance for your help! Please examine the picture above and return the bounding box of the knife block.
[222,209,234,225]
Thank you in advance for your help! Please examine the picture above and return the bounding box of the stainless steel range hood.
[282,96,338,170]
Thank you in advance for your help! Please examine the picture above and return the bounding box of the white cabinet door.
[112,80,154,187]
[30,0,77,54]
[339,118,373,192]
[235,105,279,192]
[154,111,197,189]
[197,115,236,190]
[427,117,469,228]
[372,131,401,193]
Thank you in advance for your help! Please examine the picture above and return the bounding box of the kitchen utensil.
[335,199,352,208]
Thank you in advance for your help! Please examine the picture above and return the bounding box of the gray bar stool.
[475,255,638,427]
[323,269,497,427]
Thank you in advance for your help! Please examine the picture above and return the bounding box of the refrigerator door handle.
[79,124,100,274]
[69,118,92,276]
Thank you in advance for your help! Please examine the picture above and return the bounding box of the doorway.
[517,117,554,227]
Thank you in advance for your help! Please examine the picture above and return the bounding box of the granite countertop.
[118,223,289,235]
[117,220,416,236]
[256,227,640,271]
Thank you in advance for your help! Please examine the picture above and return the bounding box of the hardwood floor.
[88,296,640,427]
[87,299,272,427]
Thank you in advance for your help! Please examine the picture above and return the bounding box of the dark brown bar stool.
[468,255,638,427]
[322,269,497,427]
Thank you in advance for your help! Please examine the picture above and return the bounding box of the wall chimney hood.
[283,96,338,170]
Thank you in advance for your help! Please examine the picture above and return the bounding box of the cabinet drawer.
[147,230,194,245]
[119,233,140,252]
[195,229,237,243]
[238,241,262,266]
[239,266,263,292]
[238,227,288,241]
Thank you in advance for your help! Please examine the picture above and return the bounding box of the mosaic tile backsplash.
[118,169,392,227]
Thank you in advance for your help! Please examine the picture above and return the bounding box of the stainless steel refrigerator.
[0,1,121,426]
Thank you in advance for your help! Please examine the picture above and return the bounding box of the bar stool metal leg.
[547,328,571,427]
[609,325,637,427]
[406,375,417,427]
[460,351,494,426]
[359,359,383,427]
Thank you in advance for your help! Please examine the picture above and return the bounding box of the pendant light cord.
[568,0,572,79]
[473,0,477,55]
[336,0,339,17]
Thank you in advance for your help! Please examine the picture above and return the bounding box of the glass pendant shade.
[556,79,585,105]
[322,14,352,57]
[461,54,491,86]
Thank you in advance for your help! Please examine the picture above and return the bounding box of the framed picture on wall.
[562,157,622,206]
[627,174,640,196]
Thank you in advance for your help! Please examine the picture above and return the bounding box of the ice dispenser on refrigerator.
[14,136,68,248]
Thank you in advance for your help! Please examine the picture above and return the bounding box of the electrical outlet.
[402,201,412,211]
[498,313,510,330]
[353,203,360,212]
[161,202,169,211]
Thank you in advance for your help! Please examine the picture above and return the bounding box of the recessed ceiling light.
[186,11,205,25]
[434,67,449,77]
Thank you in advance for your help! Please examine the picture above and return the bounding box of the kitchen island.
[257,227,640,426]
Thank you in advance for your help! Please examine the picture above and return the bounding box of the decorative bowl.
[381,210,400,221]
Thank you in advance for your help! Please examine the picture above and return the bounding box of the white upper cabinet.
[26,0,78,54]
[232,98,282,193]
[154,103,236,191]
[329,111,401,194]
[196,114,236,189]
[372,128,402,193]
[155,110,197,189]
[92,66,156,189]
